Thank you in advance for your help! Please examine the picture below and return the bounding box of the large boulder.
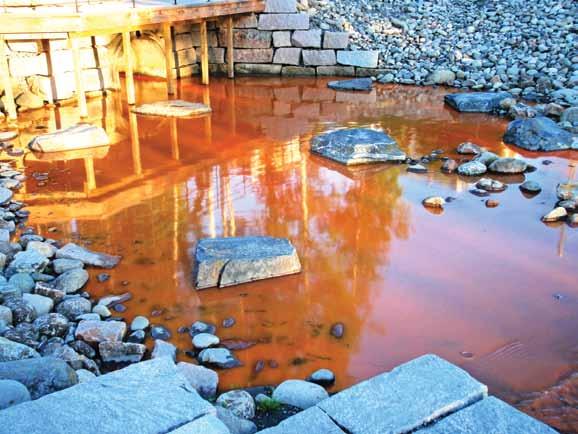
[28,124,109,153]
[444,92,512,113]
[503,117,577,151]
[132,100,211,118]
[272,379,329,409]
[311,128,405,165]
[0,357,77,399]
[194,236,301,289]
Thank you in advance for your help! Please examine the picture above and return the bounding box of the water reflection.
[12,77,578,432]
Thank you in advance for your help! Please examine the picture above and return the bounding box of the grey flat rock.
[28,124,109,153]
[169,415,230,434]
[0,358,214,434]
[311,128,406,166]
[55,243,121,269]
[317,354,487,434]
[0,337,40,362]
[444,91,512,113]
[416,397,557,434]
[503,117,577,151]
[257,406,345,434]
[132,100,212,118]
[194,236,301,289]
[328,78,373,91]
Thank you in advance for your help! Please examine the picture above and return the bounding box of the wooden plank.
[69,36,88,118]
[162,22,175,95]
[122,31,136,105]
[226,16,234,79]
[0,0,265,35]
[199,20,209,85]
[0,37,17,120]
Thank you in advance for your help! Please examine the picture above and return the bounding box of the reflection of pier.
[0,0,264,121]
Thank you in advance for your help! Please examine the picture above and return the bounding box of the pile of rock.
[542,183,578,226]
[301,0,576,93]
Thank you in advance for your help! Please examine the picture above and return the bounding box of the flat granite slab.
[257,407,346,434]
[132,100,211,118]
[28,124,109,153]
[328,78,373,91]
[0,358,214,434]
[317,354,487,434]
[194,236,301,289]
[416,397,558,434]
[444,91,512,113]
[311,128,406,166]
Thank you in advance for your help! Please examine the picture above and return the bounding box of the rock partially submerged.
[273,379,329,409]
[28,124,109,153]
[55,243,121,268]
[311,128,405,166]
[503,117,577,152]
[132,100,211,118]
[444,92,512,113]
[194,236,301,289]
[327,78,373,91]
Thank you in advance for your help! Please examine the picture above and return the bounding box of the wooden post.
[84,156,96,192]
[162,22,175,95]
[226,16,234,79]
[69,36,88,118]
[0,37,16,120]
[122,31,136,105]
[200,20,209,85]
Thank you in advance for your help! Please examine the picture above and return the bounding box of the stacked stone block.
[170,0,379,78]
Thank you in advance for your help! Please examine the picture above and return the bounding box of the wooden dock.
[0,0,265,120]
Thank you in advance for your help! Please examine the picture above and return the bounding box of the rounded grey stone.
[56,297,92,321]
[216,390,255,419]
[130,315,150,331]
[193,333,220,350]
[0,379,31,410]
[8,273,35,293]
[273,379,329,409]
[457,161,487,176]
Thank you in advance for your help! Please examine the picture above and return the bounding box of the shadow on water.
[10,76,578,432]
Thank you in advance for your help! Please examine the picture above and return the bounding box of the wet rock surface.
[132,100,212,118]
[28,124,110,153]
[194,236,301,289]
[445,92,512,113]
[310,128,406,165]
[503,117,577,152]
[272,379,330,409]
[327,78,373,91]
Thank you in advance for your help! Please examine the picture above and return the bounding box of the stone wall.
[169,0,378,78]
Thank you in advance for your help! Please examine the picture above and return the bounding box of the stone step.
[257,407,345,433]
[416,396,557,434]
[316,354,488,434]
[0,358,214,434]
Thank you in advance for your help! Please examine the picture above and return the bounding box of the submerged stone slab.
[258,407,345,433]
[28,124,109,153]
[311,128,405,166]
[194,236,301,289]
[0,358,214,434]
[55,243,121,268]
[328,78,373,91]
[416,397,557,434]
[503,116,577,151]
[317,354,487,434]
[132,100,211,118]
[444,91,512,113]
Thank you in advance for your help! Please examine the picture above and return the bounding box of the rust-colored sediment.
[10,77,578,432]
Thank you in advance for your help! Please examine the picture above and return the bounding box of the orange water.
[11,77,578,431]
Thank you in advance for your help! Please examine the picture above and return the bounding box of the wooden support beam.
[200,20,209,85]
[122,31,136,105]
[162,22,175,95]
[0,38,17,120]
[69,36,88,119]
[226,16,234,79]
